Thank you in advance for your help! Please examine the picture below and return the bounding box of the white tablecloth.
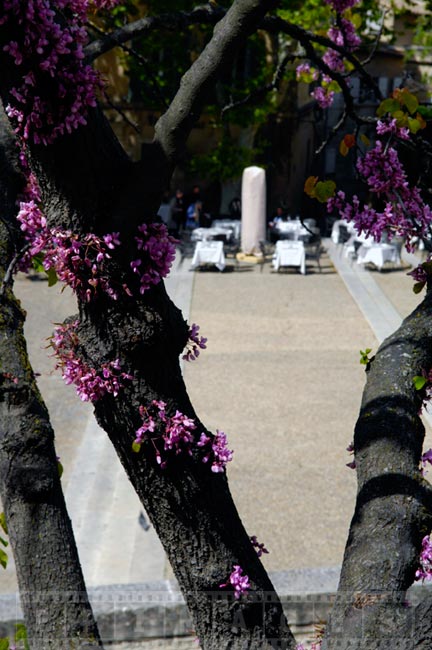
[331,219,358,244]
[275,220,309,240]
[272,241,306,274]
[356,243,401,270]
[191,227,233,242]
[190,241,226,271]
[212,219,241,240]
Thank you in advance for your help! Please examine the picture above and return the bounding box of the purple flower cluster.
[182,323,208,362]
[219,565,250,599]
[198,430,234,473]
[1,0,117,144]
[133,401,233,472]
[250,535,269,557]
[327,135,432,248]
[134,401,196,469]
[421,449,432,473]
[131,223,177,294]
[51,321,132,401]
[376,118,410,140]
[17,195,123,300]
[346,442,356,469]
[45,230,122,301]
[415,535,432,581]
[296,63,319,82]
[297,7,361,110]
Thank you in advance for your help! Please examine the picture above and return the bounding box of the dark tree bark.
[323,291,432,649]
[0,111,103,650]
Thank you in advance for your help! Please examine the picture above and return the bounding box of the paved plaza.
[1,239,431,647]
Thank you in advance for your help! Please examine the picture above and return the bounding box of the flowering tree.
[1,1,432,650]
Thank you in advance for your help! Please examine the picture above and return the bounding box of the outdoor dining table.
[190,240,226,271]
[272,240,306,274]
[191,226,233,242]
[356,242,401,271]
[211,219,241,241]
[274,219,310,241]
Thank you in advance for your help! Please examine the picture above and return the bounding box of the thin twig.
[360,10,387,67]
[315,109,348,155]
[88,21,169,109]
[221,51,294,116]
[102,91,141,134]
[0,243,31,300]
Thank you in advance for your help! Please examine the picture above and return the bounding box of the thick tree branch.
[323,293,432,649]
[0,109,103,650]
[84,4,226,62]
[154,0,279,166]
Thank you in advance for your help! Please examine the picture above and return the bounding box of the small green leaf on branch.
[47,267,58,287]
[376,98,400,117]
[57,460,63,478]
[413,375,428,391]
[0,548,8,569]
[14,623,29,650]
[0,536,8,548]
[0,513,7,535]
[413,281,426,294]
[132,442,141,453]
[359,348,372,365]
[31,253,45,273]
[0,638,9,650]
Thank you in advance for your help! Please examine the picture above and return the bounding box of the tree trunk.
[0,112,103,650]
[323,290,432,649]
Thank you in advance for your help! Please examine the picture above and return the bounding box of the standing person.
[170,189,186,236]
[229,196,241,219]
[157,191,172,227]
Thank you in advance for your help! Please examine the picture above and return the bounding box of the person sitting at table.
[269,206,289,242]
[186,200,202,230]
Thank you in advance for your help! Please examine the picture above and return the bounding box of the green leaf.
[0,513,8,535]
[0,536,8,548]
[408,117,421,134]
[15,623,28,649]
[376,98,400,117]
[47,267,58,287]
[31,253,45,273]
[351,12,362,28]
[413,375,428,390]
[359,348,372,365]
[57,461,63,479]
[417,105,432,120]
[314,180,336,203]
[132,442,141,453]
[0,548,8,569]
[401,91,419,114]
[0,638,9,650]
[413,281,426,294]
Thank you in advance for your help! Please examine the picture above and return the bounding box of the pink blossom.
[219,565,250,599]
[133,402,233,472]
[250,535,269,557]
[51,321,132,402]
[182,323,208,362]
[311,86,335,109]
[416,535,432,581]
